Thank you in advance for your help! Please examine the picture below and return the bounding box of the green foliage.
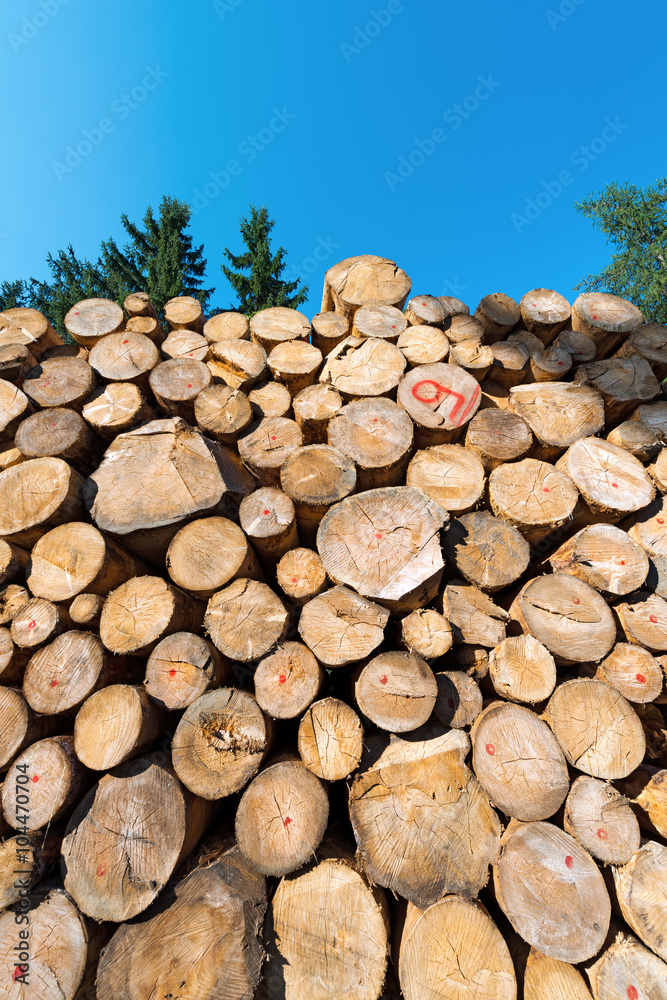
[0,279,29,312]
[29,246,114,335]
[575,178,667,323]
[221,204,307,315]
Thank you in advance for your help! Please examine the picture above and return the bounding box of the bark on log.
[494,821,611,963]
[74,684,165,770]
[354,651,437,733]
[321,255,411,320]
[397,324,449,367]
[471,702,569,820]
[298,586,389,667]
[276,547,327,605]
[548,524,650,596]
[433,669,483,729]
[0,686,65,769]
[310,311,350,355]
[397,362,481,446]
[401,608,452,661]
[163,295,204,332]
[203,310,250,344]
[267,340,323,396]
[406,443,486,514]
[235,758,328,876]
[348,726,500,907]
[149,358,212,423]
[327,396,413,490]
[444,511,530,592]
[248,380,293,419]
[166,515,261,598]
[254,641,323,719]
[317,486,447,613]
[510,575,616,665]
[573,356,660,424]
[65,297,125,347]
[238,487,299,565]
[519,289,571,344]
[100,576,204,656]
[69,593,103,627]
[15,407,103,473]
[61,756,212,921]
[464,408,533,470]
[194,384,253,443]
[398,895,516,1000]
[556,437,655,519]
[249,307,310,353]
[586,930,667,1000]
[572,292,644,359]
[292,383,342,444]
[298,697,364,780]
[0,382,32,442]
[88,331,158,389]
[280,444,357,544]
[508,382,605,461]
[489,341,530,387]
[204,579,289,662]
[82,382,154,440]
[22,356,96,412]
[320,337,406,401]
[208,339,268,392]
[442,582,509,647]
[489,458,579,545]
[563,775,640,865]
[237,416,303,486]
[614,591,667,652]
[11,597,71,649]
[474,292,520,343]
[544,678,646,778]
[172,687,271,799]
[144,631,229,710]
[487,634,557,704]
[595,643,664,703]
[613,841,667,962]
[2,734,90,830]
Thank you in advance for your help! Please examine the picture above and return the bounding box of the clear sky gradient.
[2,0,666,317]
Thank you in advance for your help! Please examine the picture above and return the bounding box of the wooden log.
[488,634,557,704]
[464,407,532,471]
[126,314,163,344]
[648,439,667,479]
[267,340,323,397]
[397,362,481,446]
[545,678,646,778]
[586,930,667,1000]
[474,292,520,343]
[321,255,411,319]
[433,669,482,728]
[529,345,573,382]
[254,641,323,719]
[11,597,71,649]
[0,441,26,472]
[613,842,667,962]
[208,339,268,392]
[0,342,38,383]
[508,382,605,461]
[632,400,667,441]
[0,629,31,686]
[292,383,342,445]
[595,643,664,703]
[354,651,437,733]
[442,582,509,647]
[28,521,147,601]
[401,608,452,660]
[124,290,157,318]
[298,586,388,667]
[0,305,62,356]
[22,630,139,715]
[507,328,545,354]
[144,631,229,710]
[172,687,270,798]
[628,495,667,560]
[472,701,568,820]
[349,726,500,906]
[203,310,250,343]
[320,336,406,400]
[163,294,204,332]
[0,539,29,587]
[276,547,327,605]
[15,407,103,473]
[406,443,486,514]
[444,511,530,592]
[448,339,494,380]
[352,303,407,343]
[398,895,516,1000]
[554,327,597,363]
[166,516,261,598]
[86,417,255,562]
[100,575,203,656]
[404,294,448,328]
[510,575,616,665]
[489,458,579,545]
[160,328,208,361]
[65,297,125,347]
[69,592,103,626]
[615,321,667,378]
[519,288,571,344]
[88,331,158,390]
[194,384,254,444]
[74,684,165,770]
[96,837,266,1000]
[0,382,32,442]
[0,584,29,625]
[82,381,154,440]
[0,686,65,769]
[248,379,292,419]
[148,358,212,422]
[317,486,447,613]
[556,437,655,519]
[572,292,644,359]
[62,756,212,921]
[479,379,511,410]
[0,827,60,913]
[237,416,303,486]
[490,341,531,387]
[517,946,595,1000]
[298,697,363,780]
[249,306,310,353]
[444,312,483,344]
[636,769,667,838]
[2,734,90,830]
[573,356,660,424]
[22,356,96,412]
[646,553,667,597]
[327,396,413,490]
[564,775,640,865]
[495,820,611,963]
[310,311,350,355]
[264,849,388,1000]
[397,324,449,366]
[204,579,288,662]
[438,295,470,316]
[238,486,299,565]
[548,523,650,595]
[235,758,328,875]
[614,591,667,652]
[280,444,357,544]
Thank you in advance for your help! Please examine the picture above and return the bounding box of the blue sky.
[1,0,665,317]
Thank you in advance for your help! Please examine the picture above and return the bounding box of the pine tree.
[0,280,29,312]
[575,178,667,323]
[29,248,113,334]
[221,204,307,315]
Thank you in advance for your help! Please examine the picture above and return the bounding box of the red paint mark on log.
[28,621,35,629]
[291,577,297,583]
[187,384,192,388]
[573,599,580,605]
[278,674,287,684]
[650,615,658,623]
[543,487,549,492]
[375,532,382,539]
[658,518,665,525]
[32,775,39,783]
[169,669,177,677]
[122,339,128,344]
[620,560,626,565]
[636,673,646,684]
[96,864,107,877]
[627,988,638,1000]
[411,379,479,425]
[486,743,495,756]
[51,679,58,687]
[565,856,574,868]
[263,509,270,515]
[283,816,292,827]
[597,828,608,840]
[271,436,277,440]
[612,483,618,488]
[379,676,388,685]
[592,315,598,320]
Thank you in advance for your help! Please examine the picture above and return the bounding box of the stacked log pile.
[0,262,666,999]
